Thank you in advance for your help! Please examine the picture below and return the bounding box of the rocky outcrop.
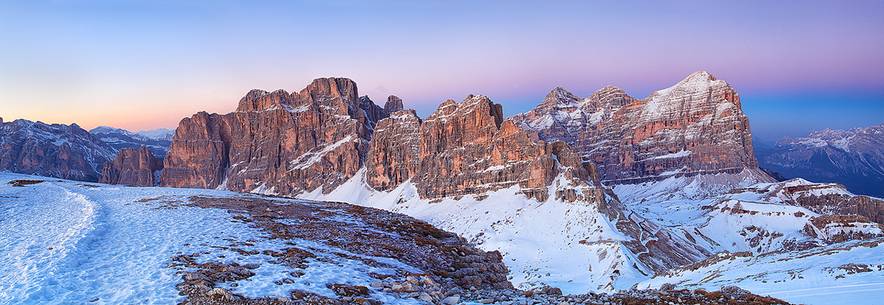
[99,146,163,186]
[0,119,116,181]
[731,178,884,224]
[787,185,884,224]
[803,214,883,243]
[514,71,767,184]
[756,123,884,197]
[161,78,392,195]
[366,95,603,202]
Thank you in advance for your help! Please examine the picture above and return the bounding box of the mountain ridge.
[757,122,884,197]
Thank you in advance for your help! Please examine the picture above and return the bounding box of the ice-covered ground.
[0,172,420,304]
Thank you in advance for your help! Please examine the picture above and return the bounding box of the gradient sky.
[1,0,883,140]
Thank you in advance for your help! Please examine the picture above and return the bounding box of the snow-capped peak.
[136,128,175,141]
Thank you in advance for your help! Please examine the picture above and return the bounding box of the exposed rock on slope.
[99,146,163,186]
[756,123,884,197]
[161,78,392,195]
[89,126,172,158]
[367,95,602,202]
[0,119,116,181]
[513,71,767,184]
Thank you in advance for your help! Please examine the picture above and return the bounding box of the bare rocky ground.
[168,195,790,305]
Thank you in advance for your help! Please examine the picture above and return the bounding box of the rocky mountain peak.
[648,70,729,102]
[299,77,359,105]
[683,70,715,81]
[540,86,580,108]
[514,71,765,184]
[162,77,393,195]
[426,95,504,136]
[586,85,636,110]
[367,95,603,202]
[236,88,293,112]
[384,95,404,113]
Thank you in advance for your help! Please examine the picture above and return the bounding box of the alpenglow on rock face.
[161,78,392,195]
[366,95,603,202]
[0,119,116,181]
[100,146,163,186]
[513,71,764,184]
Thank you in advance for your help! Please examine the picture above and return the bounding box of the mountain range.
[1,72,882,304]
[756,123,884,197]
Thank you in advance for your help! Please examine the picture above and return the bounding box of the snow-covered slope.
[0,172,509,304]
[1,172,792,305]
[612,174,884,305]
[639,239,884,305]
[298,170,708,294]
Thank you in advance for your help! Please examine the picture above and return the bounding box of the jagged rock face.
[384,95,404,113]
[756,123,884,198]
[161,78,391,195]
[365,110,422,191]
[367,95,602,202]
[0,119,116,181]
[100,146,163,186]
[514,71,762,184]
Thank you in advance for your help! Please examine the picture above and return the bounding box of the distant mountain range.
[0,118,117,181]
[0,118,172,182]
[756,123,884,197]
[89,126,173,158]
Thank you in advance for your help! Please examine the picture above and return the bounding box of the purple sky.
[1,1,882,139]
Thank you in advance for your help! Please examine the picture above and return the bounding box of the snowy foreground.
[301,169,884,305]
[0,172,430,304]
[2,172,883,304]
